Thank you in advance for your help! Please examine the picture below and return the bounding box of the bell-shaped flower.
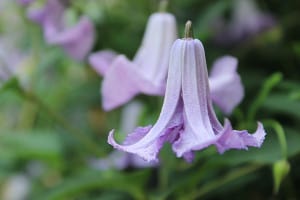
[108,22,266,162]
[26,0,94,60]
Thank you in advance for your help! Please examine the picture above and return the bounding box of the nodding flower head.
[108,21,266,162]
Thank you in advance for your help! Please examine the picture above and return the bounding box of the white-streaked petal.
[173,39,218,157]
[108,40,184,161]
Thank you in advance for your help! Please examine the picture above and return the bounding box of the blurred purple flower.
[108,31,266,162]
[26,0,95,60]
[89,12,177,111]
[89,101,157,170]
[209,56,244,114]
[215,0,276,45]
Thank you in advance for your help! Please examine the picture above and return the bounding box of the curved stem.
[263,120,288,159]
[158,0,168,12]
[247,72,282,123]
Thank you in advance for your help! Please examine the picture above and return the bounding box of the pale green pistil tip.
[184,20,194,39]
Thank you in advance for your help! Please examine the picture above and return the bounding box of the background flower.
[25,0,95,60]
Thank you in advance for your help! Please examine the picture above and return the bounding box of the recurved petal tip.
[253,122,267,147]
[107,126,162,163]
[216,120,267,153]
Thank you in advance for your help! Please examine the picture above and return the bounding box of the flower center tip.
[184,20,194,39]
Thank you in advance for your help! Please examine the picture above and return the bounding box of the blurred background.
[0,0,300,199]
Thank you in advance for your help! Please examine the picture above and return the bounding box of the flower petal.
[108,40,184,162]
[173,39,219,158]
[88,50,117,76]
[216,120,266,153]
[133,13,177,85]
[27,0,64,26]
[209,56,244,114]
[101,55,164,111]
[47,17,95,60]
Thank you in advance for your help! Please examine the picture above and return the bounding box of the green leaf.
[263,94,300,119]
[0,77,21,92]
[247,72,282,122]
[0,130,63,164]
[35,169,150,200]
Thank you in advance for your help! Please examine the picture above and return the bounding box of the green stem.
[17,100,38,129]
[17,86,103,157]
[184,20,194,39]
[263,120,288,159]
[158,0,168,12]
[188,164,262,199]
[247,72,282,123]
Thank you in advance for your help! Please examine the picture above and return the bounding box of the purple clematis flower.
[89,12,244,114]
[26,0,94,60]
[108,21,266,163]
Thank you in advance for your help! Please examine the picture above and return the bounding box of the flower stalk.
[184,20,194,38]
[159,0,168,12]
